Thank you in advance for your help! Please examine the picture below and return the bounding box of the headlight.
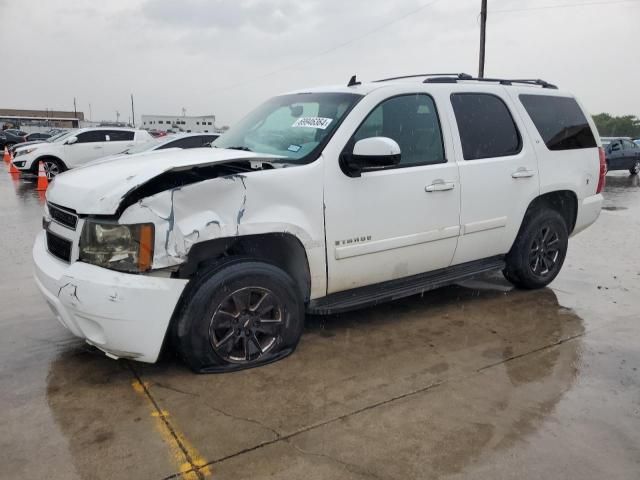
[79,221,155,273]
[16,147,37,157]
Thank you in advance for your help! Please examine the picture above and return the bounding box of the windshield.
[47,131,72,142]
[48,130,77,143]
[121,137,165,154]
[213,92,362,161]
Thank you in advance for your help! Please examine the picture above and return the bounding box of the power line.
[210,0,637,93]
[491,0,640,14]
[211,0,443,92]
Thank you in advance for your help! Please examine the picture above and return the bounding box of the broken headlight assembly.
[79,221,155,273]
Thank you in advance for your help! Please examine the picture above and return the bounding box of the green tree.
[592,113,640,138]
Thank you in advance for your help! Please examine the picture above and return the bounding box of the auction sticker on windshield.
[292,117,333,129]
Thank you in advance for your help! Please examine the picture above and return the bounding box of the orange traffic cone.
[3,147,10,163]
[9,159,20,175]
[37,161,49,191]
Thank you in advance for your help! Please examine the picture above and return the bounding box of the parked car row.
[0,128,28,149]
[8,129,70,156]
[10,127,219,179]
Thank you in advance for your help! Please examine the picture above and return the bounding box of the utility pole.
[130,94,136,128]
[478,0,487,78]
[73,97,77,118]
[116,110,120,124]
[89,103,92,122]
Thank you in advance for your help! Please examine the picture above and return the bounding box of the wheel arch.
[511,190,578,252]
[32,155,67,174]
[176,232,312,303]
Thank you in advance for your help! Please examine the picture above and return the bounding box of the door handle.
[425,180,455,192]
[93,146,103,149]
[512,168,535,178]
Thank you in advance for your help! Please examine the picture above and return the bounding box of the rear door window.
[519,95,596,151]
[450,93,521,160]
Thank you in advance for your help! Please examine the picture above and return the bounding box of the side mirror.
[342,137,401,176]
[65,136,78,145]
[610,142,620,152]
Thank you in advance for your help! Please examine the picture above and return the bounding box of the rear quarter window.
[519,95,596,151]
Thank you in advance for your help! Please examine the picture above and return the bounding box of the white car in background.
[12,128,153,179]
[84,133,220,168]
[110,132,219,158]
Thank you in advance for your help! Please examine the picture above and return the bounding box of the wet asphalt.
[0,166,638,480]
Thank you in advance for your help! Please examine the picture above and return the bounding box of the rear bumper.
[572,194,603,236]
[32,231,188,363]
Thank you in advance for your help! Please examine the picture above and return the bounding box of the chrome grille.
[48,203,78,230]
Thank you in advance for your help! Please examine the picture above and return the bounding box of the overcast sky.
[1,0,638,126]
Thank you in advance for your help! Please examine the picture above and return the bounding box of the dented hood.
[46,148,266,215]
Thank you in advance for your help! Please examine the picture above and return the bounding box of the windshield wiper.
[225,146,253,152]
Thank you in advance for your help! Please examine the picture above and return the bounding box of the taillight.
[596,147,607,194]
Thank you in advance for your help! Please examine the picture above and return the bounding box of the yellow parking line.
[131,378,211,479]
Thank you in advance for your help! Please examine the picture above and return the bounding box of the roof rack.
[422,74,557,89]
[372,72,558,89]
[373,73,472,83]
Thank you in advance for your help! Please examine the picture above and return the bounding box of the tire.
[629,160,640,175]
[503,209,568,290]
[175,257,304,372]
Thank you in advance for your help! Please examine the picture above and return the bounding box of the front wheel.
[629,160,640,175]
[39,158,66,180]
[503,209,569,289]
[175,258,304,372]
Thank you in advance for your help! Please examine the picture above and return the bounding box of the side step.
[307,256,505,315]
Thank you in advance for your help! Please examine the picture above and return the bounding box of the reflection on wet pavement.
[0,167,639,479]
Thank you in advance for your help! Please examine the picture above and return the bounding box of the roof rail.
[370,72,558,89]
[422,75,558,89]
[373,73,473,83]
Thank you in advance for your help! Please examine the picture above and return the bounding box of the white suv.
[12,127,152,178]
[32,74,605,372]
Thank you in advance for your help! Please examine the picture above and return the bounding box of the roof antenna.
[347,75,361,87]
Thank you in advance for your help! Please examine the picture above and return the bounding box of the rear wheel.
[503,209,568,289]
[175,258,304,372]
[629,160,640,175]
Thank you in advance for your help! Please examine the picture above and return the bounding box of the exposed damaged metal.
[105,154,325,289]
[57,282,80,303]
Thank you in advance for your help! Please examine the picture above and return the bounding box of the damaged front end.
[38,148,323,370]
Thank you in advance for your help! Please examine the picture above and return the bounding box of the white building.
[141,114,220,133]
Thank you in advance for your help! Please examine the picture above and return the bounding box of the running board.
[307,256,505,315]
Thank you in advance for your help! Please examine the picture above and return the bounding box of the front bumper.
[32,231,188,363]
[13,155,35,171]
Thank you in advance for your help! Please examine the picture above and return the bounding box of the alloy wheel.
[43,161,60,180]
[209,286,284,363]
[528,225,560,276]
